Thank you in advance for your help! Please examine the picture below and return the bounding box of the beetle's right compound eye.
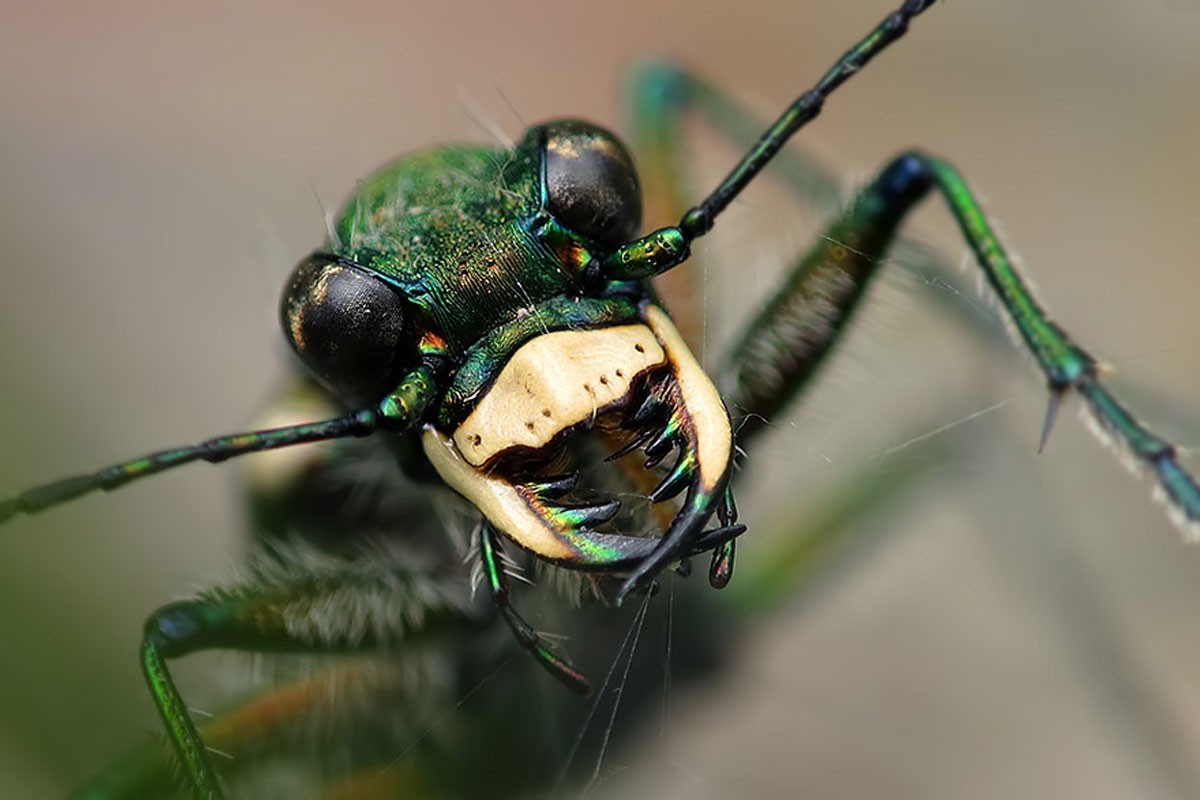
[281,255,407,405]
[542,119,642,248]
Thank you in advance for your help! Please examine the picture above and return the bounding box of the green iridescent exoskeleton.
[2,1,1200,797]
[333,145,563,351]
[280,117,742,589]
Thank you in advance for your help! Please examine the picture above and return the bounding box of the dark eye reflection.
[280,255,408,405]
[542,119,642,248]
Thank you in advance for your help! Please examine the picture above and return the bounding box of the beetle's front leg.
[720,152,1200,532]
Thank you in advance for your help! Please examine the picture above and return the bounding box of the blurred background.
[1,1,1199,797]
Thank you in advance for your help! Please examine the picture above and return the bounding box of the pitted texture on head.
[453,325,666,466]
[330,144,569,354]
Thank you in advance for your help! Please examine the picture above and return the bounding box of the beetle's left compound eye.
[280,255,408,405]
[542,119,642,247]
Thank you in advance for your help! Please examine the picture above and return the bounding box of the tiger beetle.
[2,1,1199,797]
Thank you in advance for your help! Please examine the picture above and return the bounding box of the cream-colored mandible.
[643,305,731,491]
[453,325,667,466]
[422,425,577,559]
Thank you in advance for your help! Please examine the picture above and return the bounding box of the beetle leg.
[137,546,476,799]
[480,522,594,695]
[722,151,1200,533]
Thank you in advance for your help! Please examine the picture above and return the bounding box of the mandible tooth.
[626,392,665,428]
[554,498,622,529]
[648,451,694,503]
[527,473,580,499]
[642,427,676,467]
[605,430,653,462]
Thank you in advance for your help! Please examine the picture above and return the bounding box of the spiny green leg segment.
[1079,383,1200,522]
[140,634,219,799]
[0,363,439,525]
[480,524,593,695]
[601,0,936,283]
[725,154,929,442]
[726,151,1200,531]
[930,159,1090,388]
[927,155,1200,528]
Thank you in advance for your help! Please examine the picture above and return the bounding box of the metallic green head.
[279,118,734,592]
[281,119,643,404]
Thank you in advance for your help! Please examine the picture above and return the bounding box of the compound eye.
[543,119,642,248]
[280,255,407,405]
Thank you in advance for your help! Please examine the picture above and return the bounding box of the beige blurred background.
[1,1,1199,797]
